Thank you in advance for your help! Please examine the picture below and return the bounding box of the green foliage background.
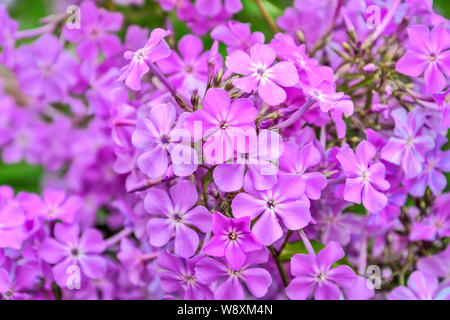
[1,0,450,193]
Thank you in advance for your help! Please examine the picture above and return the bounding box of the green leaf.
[0,162,43,193]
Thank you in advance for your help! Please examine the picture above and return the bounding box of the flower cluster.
[0,0,449,300]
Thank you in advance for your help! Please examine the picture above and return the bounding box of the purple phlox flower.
[132,102,198,179]
[144,180,212,258]
[270,33,318,75]
[396,24,450,93]
[277,0,338,47]
[313,199,359,246]
[301,68,354,116]
[202,212,262,270]
[39,223,107,287]
[157,250,213,300]
[117,238,154,286]
[409,194,450,242]
[0,4,18,67]
[365,187,407,232]
[17,34,77,102]
[64,0,123,60]
[408,135,450,197]
[388,271,450,300]
[213,129,283,192]
[19,188,82,223]
[157,34,222,96]
[341,275,375,300]
[195,248,272,300]
[184,88,258,164]
[286,241,357,300]
[433,89,450,129]
[381,108,435,179]
[0,187,25,250]
[231,175,311,245]
[211,21,264,53]
[280,142,327,200]
[195,0,242,17]
[81,61,122,117]
[118,28,171,90]
[225,44,299,106]
[337,140,390,213]
[0,258,38,300]
[418,246,450,280]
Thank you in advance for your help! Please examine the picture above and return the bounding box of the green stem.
[269,245,289,287]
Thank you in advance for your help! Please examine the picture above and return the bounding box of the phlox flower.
[17,34,77,102]
[337,141,390,213]
[158,34,222,96]
[19,188,82,223]
[0,186,25,250]
[39,223,107,287]
[195,0,242,17]
[388,271,450,300]
[0,259,38,300]
[144,180,212,258]
[381,108,435,180]
[212,130,283,192]
[225,44,299,106]
[184,88,258,164]
[195,249,272,300]
[202,212,262,270]
[286,241,357,300]
[157,250,213,300]
[64,0,124,60]
[231,175,311,245]
[132,102,198,179]
[211,21,265,53]
[118,28,171,90]
[396,25,450,93]
[279,142,327,200]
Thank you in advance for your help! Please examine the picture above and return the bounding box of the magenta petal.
[183,206,212,233]
[225,50,253,74]
[362,184,388,213]
[174,224,199,258]
[147,218,173,247]
[231,192,266,220]
[252,212,283,245]
[241,267,272,298]
[79,229,106,254]
[215,276,244,300]
[269,62,299,86]
[286,277,315,300]
[137,147,168,179]
[195,257,228,283]
[258,79,286,106]
[0,268,10,293]
[327,265,357,288]
[276,200,310,230]
[316,241,344,271]
[78,255,107,280]
[202,236,226,257]
[424,63,446,93]
[314,281,341,300]
[196,0,222,17]
[343,178,363,204]
[169,180,198,214]
[395,52,427,76]
[225,242,246,270]
[387,286,417,300]
[213,164,245,192]
[39,238,68,264]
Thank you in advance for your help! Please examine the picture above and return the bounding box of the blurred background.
[1,0,450,193]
